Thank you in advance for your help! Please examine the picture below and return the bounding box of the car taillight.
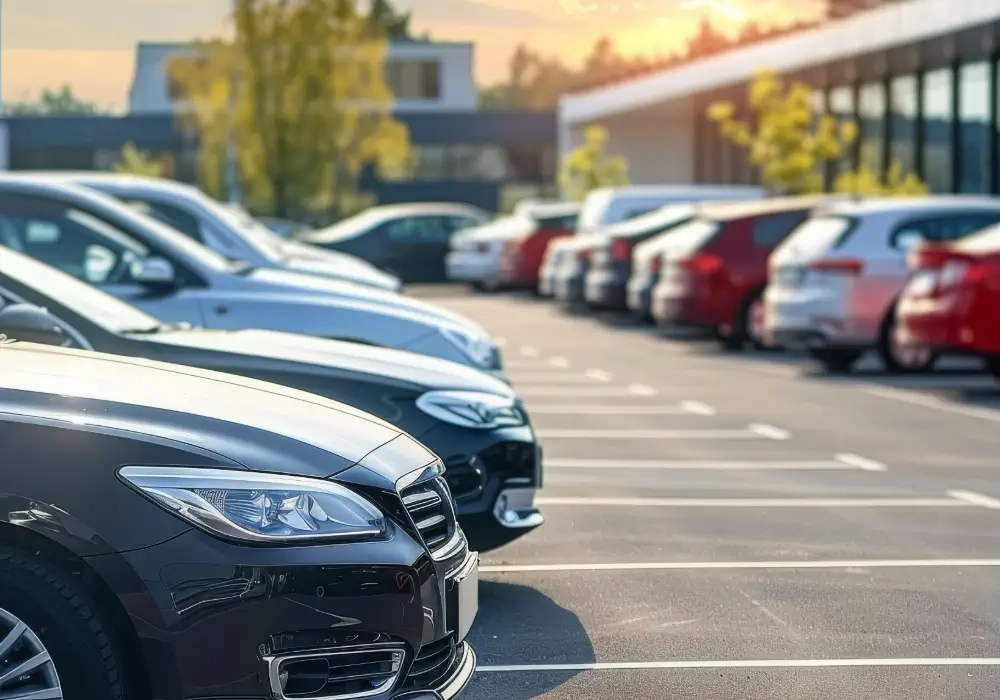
[808,258,864,276]
[611,239,632,262]
[680,252,723,274]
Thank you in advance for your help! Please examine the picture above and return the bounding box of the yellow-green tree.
[834,145,928,196]
[169,0,411,217]
[709,68,927,196]
[112,142,165,177]
[559,125,630,201]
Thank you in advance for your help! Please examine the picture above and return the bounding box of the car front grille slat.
[398,475,459,558]
[274,647,404,700]
[402,636,460,689]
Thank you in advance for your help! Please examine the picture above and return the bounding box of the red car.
[897,224,1000,379]
[498,203,580,289]
[650,197,829,350]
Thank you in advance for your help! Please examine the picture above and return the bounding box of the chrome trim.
[263,644,405,700]
[493,487,544,530]
[396,462,445,492]
[447,549,478,580]
[435,643,477,700]
[430,530,467,562]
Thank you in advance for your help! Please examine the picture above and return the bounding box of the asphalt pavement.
[414,286,1000,700]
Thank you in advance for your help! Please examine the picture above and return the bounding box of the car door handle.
[215,304,229,315]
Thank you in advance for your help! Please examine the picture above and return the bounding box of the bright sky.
[1,0,825,110]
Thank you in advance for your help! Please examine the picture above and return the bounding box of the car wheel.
[0,544,132,700]
[720,290,765,352]
[878,306,937,374]
[808,348,864,373]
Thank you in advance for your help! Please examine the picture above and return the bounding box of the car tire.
[877,305,938,374]
[809,348,864,373]
[0,544,132,700]
[720,289,765,352]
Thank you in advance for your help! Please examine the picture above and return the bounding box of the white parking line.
[528,404,711,416]
[549,356,571,368]
[535,426,787,440]
[520,345,540,357]
[948,490,1000,509]
[481,558,1000,573]
[545,458,879,471]
[835,453,887,472]
[863,386,1000,423]
[585,369,614,382]
[534,496,972,507]
[477,658,1000,672]
[510,374,604,385]
[518,386,660,398]
[680,401,717,416]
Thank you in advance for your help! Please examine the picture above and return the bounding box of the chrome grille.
[400,476,458,556]
[267,647,404,700]
[401,636,461,691]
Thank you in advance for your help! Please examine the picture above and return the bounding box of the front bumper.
[87,476,479,700]
[584,268,628,310]
[419,423,544,552]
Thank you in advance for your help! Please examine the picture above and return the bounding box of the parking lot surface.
[412,286,1000,700]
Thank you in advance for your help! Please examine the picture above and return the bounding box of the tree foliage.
[112,142,165,177]
[833,145,929,196]
[559,125,629,201]
[6,85,104,116]
[709,68,927,196]
[169,0,412,217]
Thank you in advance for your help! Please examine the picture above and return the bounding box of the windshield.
[209,200,288,263]
[0,246,161,333]
[662,219,720,257]
[305,211,382,243]
[774,216,856,258]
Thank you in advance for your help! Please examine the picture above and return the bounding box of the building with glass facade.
[558,0,1000,194]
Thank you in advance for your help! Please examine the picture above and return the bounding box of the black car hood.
[0,342,432,477]
[142,328,515,395]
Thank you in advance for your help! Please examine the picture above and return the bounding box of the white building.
[128,39,477,115]
[558,0,1000,194]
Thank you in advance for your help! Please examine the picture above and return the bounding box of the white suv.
[764,197,1000,373]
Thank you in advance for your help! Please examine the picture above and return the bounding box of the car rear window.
[536,213,578,230]
[751,211,809,248]
[664,219,720,256]
[775,216,856,257]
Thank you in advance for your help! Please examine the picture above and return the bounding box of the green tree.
[6,85,103,116]
[112,142,165,177]
[558,125,629,201]
[170,0,412,217]
[366,0,412,39]
[834,145,929,196]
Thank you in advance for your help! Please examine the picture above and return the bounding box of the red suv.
[897,223,1000,380]
[650,197,827,350]
[498,203,580,289]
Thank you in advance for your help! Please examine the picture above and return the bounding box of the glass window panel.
[828,86,855,174]
[958,62,990,193]
[889,75,917,174]
[922,68,954,193]
[858,82,886,177]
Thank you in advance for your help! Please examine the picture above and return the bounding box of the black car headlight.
[119,467,386,544]
[416,390,524,430]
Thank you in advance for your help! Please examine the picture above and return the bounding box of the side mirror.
[131,257,176,287]
[0,303,67,346]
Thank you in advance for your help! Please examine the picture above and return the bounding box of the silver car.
[764,197,1000,373]
[0,176,506,377]
[31,172,404,293]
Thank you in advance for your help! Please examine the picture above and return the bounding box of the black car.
[583,205,697,311]
[0,245,544,552]
[296,203,490,283]
[0,339,477,700]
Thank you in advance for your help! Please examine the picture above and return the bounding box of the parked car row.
[458,184,1000,381]
[0,175,539,700]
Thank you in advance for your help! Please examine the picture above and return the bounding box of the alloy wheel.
[890,324,934,370]
[0,607,62,700]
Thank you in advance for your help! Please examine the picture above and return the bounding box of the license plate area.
[449,556,478,643]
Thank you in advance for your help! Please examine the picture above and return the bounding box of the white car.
[764,197,1000,373]
[445,215,529,290]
